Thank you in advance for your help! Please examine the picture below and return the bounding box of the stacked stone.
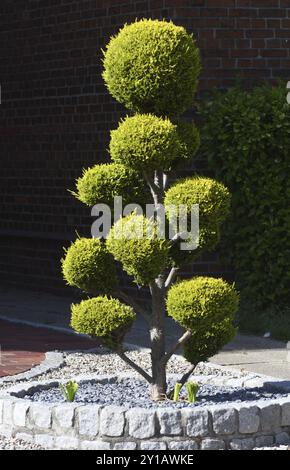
[1,390,290,450]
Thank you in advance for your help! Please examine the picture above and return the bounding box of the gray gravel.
[0,346,247,392]
[254,445,290,451]
[0,436,43,450]
[0,346,249,449]
[0,347,242,449]
[23,376,288,409]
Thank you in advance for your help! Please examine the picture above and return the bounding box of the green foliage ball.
[167,276,239,331]
[110,114,181,172]
[71,296,135,347]
[62,238,117,294]
[102,19,200,117]
[106,213,169,286]
[165,177,231,225]
[183,318,237,365]
[165,177,230,265]
[75,163,148,209]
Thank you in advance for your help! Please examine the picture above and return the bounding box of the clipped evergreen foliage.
[165,177,229,266]
[71,296,135,347]
[174,120,200,167]
[106,213,169,285]
[62,238,117,294]
[75,163,149,209]
[167,277,239,331]
[165,177,231,225]
[102,19,200,117]
[183,318,237,365]
[110,114,181,171]
[62,17,237,396]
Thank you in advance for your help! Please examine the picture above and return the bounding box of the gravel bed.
[0,436,43,450]
[23,376,288,409]
[0,346,248,391]
[38,348,244,381]
[0,347,253,449]
[254,445,290,451]
[1,346,289,449]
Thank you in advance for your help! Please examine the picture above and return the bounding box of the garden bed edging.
[1,373,290,450]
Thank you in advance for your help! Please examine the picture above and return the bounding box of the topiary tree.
[62,19,239,401]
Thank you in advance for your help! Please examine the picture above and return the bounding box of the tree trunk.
[149,276,167,401]
[147,171,168,401]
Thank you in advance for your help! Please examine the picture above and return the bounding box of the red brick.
[206,0,235,5]
[236,0,251,5]
[216,29,245,39]
[261,49,288,57]
[246,29,274,37]
[251,0,279,5]
[275,29,290,38]
[200,8,228,17]
[236,39,251,48]
[237,59,253,67]
[178,8,201,17]
[259,9,286,18]
[231,49,259,58]
[229,8,258,18]
[251,39,266,47]
[266,38,282,48]
[222,58,237,68]
[267,19,281,28]
[281,19,290,28]
[0,0,286,293]
[267,58,281,67]
[251,19,266,29]
[0,320,96,377]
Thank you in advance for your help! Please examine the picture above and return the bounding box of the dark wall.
[0,0,289,293]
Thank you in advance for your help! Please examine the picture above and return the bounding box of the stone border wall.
[1,377,290,450]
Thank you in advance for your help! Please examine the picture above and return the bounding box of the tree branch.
[155,170,163,190]
[165,267,179,289]
[160,330,192,366]
[163,172,168,191]
[117,290,151,324]
[143,171,160,206]
[178,363,197,387]
[171,232,188,244]
[115,349,153,384]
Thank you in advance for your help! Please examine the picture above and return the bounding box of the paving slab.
[0,319,96,377]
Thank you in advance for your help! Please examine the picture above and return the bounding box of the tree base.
[150,383,167,402]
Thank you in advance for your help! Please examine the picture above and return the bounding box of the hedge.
[201,83,290,316]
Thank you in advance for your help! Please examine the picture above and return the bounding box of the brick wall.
[0,0,289,294]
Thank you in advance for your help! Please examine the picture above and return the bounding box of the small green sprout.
[173,382,183,402]
[60,380,78,402]
[186,381,199,403]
